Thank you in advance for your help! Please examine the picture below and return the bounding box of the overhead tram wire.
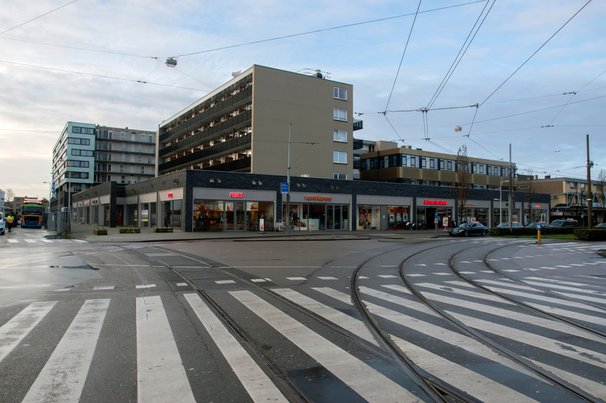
[383,0,423,113]
[0,59,206,92]
[425,0,496,109]
[0,0,79,36]
[547,67,606,126]
[478,0,592,107]
[173,0,487,59]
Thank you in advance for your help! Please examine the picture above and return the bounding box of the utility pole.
[508,144,513,230]
[286,123,292,232]
[586,134,593,229]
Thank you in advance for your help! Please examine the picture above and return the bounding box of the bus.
[20,198,44,228]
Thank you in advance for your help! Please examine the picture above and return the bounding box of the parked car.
[595,222,606,229]
[550,219,579,227]
[449,222,489,237]
[0,212,5,235]
[496,222,524,229]
[526,222,550,229]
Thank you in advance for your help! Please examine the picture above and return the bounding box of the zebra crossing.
[2,238,89,245]
[2,274,605,402]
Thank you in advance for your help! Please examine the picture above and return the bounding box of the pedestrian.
[6,213,14,232]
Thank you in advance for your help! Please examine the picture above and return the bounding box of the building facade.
[94,125,156,185]
[51,122,156,223]
[158,65,354,180]
[72,169,550,232]
[517,176,606,225]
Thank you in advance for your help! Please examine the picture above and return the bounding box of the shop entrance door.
[225,201,245,231]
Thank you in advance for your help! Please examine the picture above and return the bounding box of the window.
[71,149,94,157]
[333,172,347,180]
[333,151,347,164]
[333,130,347,142]
[401,154,408,166]
[429,158,435,169]
[447,160,453,171]
[68,137,90,145]
[333,108,347,122]
[409,156,416,167]
[420,157,426,168]
[333,87,348,100]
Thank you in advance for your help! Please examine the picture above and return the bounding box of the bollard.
[536,228,541,245]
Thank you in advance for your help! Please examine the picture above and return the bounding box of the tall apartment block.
[158,65,354,180]
[52,122,156,211]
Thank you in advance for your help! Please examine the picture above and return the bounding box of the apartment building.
[359,141,512,189]
[517,176,606,224]
[158,65,354,180]
[94,125,156,185]
[52,122,156,213]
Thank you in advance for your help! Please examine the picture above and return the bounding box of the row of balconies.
[160,85,252,143]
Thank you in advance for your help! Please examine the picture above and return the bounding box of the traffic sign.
[280,182,289,194]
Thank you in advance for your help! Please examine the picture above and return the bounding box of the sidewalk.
[63,223,452,243]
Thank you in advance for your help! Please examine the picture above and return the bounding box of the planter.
[119,227,141,234]
[153,227,173,233]
[94,227,108,235]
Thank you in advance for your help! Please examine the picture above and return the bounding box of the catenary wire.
[0,0,79,36]
[174,0,487,58]
[384,0,423,112]
[426,0,495,109]
[548,67,606,125]
[0,59,205,91]
[478,0,592,106]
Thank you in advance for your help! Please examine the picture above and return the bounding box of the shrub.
[574,229,606,241]
[119,227,140,234]
[153,227,173,233]
[94,227,107,235]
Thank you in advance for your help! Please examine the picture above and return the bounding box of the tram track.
[396,240,602,402]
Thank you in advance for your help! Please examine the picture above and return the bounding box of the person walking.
[6,213,14,232]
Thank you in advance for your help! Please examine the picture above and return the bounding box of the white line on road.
[136,284,156,289]
[22,299,109,403]
[183,293,287,402]
[229,290,420,402]
[136,296,195,403]
[0,301,57,363]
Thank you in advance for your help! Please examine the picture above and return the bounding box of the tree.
[6,188,14,202]
[453,146,471,225]
[597,169,606,207]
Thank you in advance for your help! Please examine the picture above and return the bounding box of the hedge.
[490,227,575,236]
[119,227,141,234]
[574,229,606,241]
[153,227,173,233]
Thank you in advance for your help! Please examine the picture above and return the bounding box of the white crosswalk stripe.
[23,299,109,402]
[136,295,195,402]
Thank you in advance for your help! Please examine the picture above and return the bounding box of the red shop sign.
[229,191,244,199]
[423,199,448,206]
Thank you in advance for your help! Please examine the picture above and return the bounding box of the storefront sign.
[167,192,173,199]
[229,192,244,199]
[423,199,448,206]
[304,196,333,202]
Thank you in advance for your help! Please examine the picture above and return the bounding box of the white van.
[0,212,5,235]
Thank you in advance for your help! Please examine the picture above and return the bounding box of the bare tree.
[597,169,606,207]
[6,188,14,202]
[453,146,471,225]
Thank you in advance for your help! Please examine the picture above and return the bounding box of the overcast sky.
[1,0,604,200]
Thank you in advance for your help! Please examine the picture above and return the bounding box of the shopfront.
[138,192,157,228]
[192,188,275,232]
[356,195,413,230]
[460,200,491,226]
[416,198,454,229]
[159,188,183,229]
[286,193,351,231]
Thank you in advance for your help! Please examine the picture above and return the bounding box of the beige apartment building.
[158,65,354,180]
[359,141,512,189]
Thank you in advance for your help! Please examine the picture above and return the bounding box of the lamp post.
[286,123,292,232]
[499,179,508,225]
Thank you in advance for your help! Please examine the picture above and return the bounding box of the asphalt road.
[1,229,605,402]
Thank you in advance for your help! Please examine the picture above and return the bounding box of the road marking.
[276,288,379,346]
[0,301,57,363]
[317,276,338,280]
[23,299,109,403]
[176,282,189,287]
[183,293,288,402]
[215,280,236,285]
[251,278,268,283]
[7,239,18,243]
[286,277,307,281]
[173,265,207,269]
[136,296,195,403]
[93,286,116,291]
[230,290,421,401]
[406,273,426,277]
[378,274,397,279]
[136,284,156,289]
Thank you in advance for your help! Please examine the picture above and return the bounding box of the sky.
[1,0,605,200]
